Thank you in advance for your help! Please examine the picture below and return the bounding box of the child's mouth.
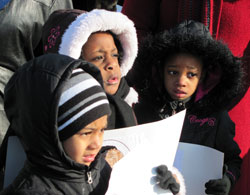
[83,154,96,163]
[107,76,119,85]
[173,90,186,98]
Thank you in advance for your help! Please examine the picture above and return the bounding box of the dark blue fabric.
[0,0,11,9]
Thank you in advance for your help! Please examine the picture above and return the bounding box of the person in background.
[132,20,243,195]
[122,1,250,193]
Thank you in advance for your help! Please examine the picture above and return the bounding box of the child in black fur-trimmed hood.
[42,9,138,130]
[130,20,243,195]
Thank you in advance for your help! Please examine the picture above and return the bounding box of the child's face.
[163,53,203,101]
[62,115,107,166]
[81,32,121,95]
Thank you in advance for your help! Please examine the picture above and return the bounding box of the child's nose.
[105,56,118,71]
[89,133,103,149]
[176,75,187,87]
[106,64,114,71]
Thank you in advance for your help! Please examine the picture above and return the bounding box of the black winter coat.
[134,102,242,184]
[132,20,243,185]
[0,54,111,195]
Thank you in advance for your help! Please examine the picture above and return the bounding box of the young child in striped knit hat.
[0,54,112,194]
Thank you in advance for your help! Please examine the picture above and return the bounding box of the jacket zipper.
[87,171,93,184]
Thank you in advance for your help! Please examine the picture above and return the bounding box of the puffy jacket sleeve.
[215,111,242,185]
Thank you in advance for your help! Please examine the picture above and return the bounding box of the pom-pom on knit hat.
[42,9,138,77]
[58,68,111,141]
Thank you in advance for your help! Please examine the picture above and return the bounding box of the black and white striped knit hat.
[58,68,111,141]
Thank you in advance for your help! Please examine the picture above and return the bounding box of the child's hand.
[205,165,231,195]
[156,165,180,194]
[205,175,231,195]
[105,148,123,168]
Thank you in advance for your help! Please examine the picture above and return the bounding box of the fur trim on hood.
[43,9,138,77]
[129,20,244,113]
[124,87,138,106]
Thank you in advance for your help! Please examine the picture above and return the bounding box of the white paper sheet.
[173,142,224,195]
[104,110,186,195]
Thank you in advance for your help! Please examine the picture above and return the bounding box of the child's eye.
[168,70,177,75]
[92,56,104,61]
[80,131,92,137]
[112,53,119,58]
[187,72,198,78]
